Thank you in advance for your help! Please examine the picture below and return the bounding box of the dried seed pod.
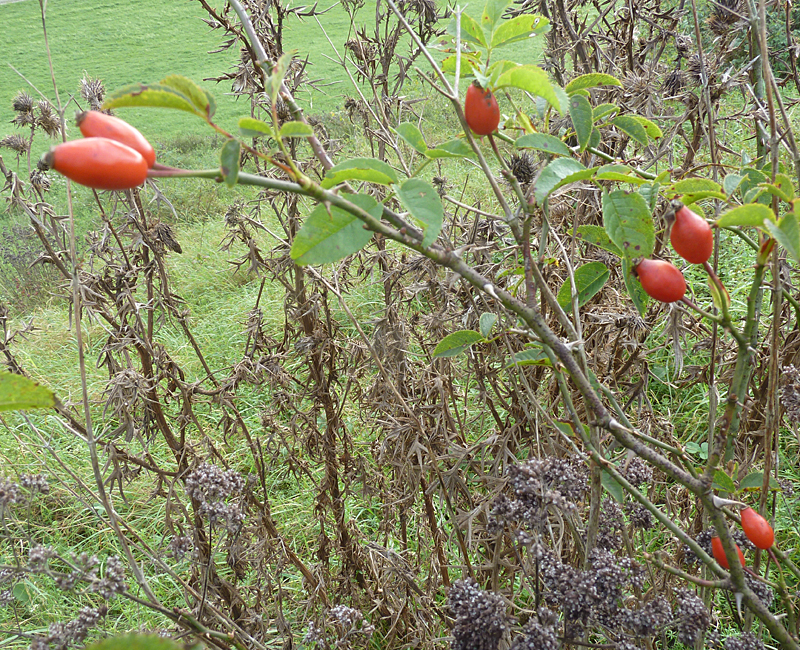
[505,152,537,185]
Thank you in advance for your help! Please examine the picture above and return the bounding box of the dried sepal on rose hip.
[464,82,500,136]
[668,200,713,265]
[740,507,774,550]
[633,258,686,303]
[41,138,148,191]
[76,110,156,168]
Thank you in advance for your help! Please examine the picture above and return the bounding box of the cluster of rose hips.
[634,203,713,303]
[711,507,775,570]
[41,111,155,191]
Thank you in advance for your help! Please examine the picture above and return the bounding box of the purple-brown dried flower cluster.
[185,463,245,533]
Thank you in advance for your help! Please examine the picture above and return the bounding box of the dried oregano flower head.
[448,579,506,650]
[184,463,245,532]
[675,589,710,646]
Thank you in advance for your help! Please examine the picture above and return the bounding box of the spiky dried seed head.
[11,112,36,129]
[29,169,51,193]
[79,75,106,111]
[35,100,61,138]
[663,69,685,96]
[675,34,693,57]
[12,92,34,114]
[0,135,29,155]
[686,54,704,84]
[506,152,537,185]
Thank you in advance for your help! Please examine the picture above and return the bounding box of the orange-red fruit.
[464,83,500,136]
[740,507,774,550]
[634,258,686,303]
[43,138,148,191]
[671,206,713,264]
[711,536,746,569]
[77,110,156,168]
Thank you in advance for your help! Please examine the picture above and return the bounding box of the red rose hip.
[77,110,156,168]
[740,507,774,550]
[634,258,686,303]
[711,536,746,569]
[671,205,713,264]
[42,138,148,191]
[464,82,500,136]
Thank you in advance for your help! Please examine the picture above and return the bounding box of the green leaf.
[506,346,552,367]
[515,133,571,156]
[491,14,550,47]
[279,121,314,138]
[765,208,800,263]
[397,179,443,248]
[432,330,485,358]
[629,115,662,140]
[103,83,202,117]
[602,189,655,262]
[588,127,601,150]
[569,94,593,152]
[575,225,623,256]
[86,635,183,650]
[723,173,743,196]
[479,313,497,338]
[427,139,476,159]
[496,64,563,112]
[638,182,660,212]
[739,471,781,491]
[594,164,647,184]
[534,158,586,204]
[681,191,727,203]
[592,103,619,121]
[0,374,54,412]
[220,139,240,188]
[716,203,776,228]
[291,193,379,265]
[482,0,513,34]
[601,470,624,502]
[447,12,487,48]
[712,470,737,493]
[265,52,293,105]
[557,262,609,310]
[565,73,622,94]
[622,258,649,315]
[12,581,32,606]
[321,158,399,189]
[159,74,216,119]
[239,116,273,138]
[739,168,769,200]
[395,123,428,155]
[612,115,649,146]
[673,178,722,194]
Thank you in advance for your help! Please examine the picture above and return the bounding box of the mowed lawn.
[0,0,374,153]
[0,0,545,158]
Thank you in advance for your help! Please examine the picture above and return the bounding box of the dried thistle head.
[675,34,693,58]
[345,38,377,64]
[12,91,34,114]
[432,175,448,196]
[29,169,51,194]
[505,152,537,185]
[35,100,61,138]
[663,69,685,96]
[686,54,704,84]
[11,111,36,129]
[712,0,742,23]
[79,75,106,111]
[0,135,29,155]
